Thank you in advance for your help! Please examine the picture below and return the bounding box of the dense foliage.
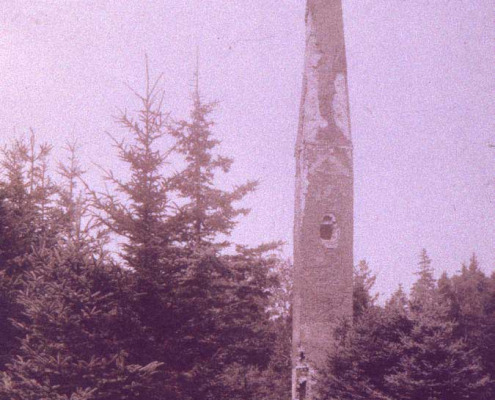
[0,69,493,400]
[0,70,290,400]
[317,251,495,400]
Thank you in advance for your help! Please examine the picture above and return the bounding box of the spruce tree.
[55,142,92,242]
[317,263,406,400]
[265,258,293,320]
[0,135,58,370]
[386,307,489,400]
[317,305,402,400]
[450,255,489,340]
[386,252,490,400]
[443,255,495,395]
[409,248,435,312]
[218,258,292,400]
[165,71,276,399]
[91,69,172,278]
[319,252,494,400]
[168,70,257,249]
[353,260,378,319]
[0,135,57,277]
[386,284,408,315]
[1,146,163,399]
[0,189,21,370]
[87,65,181,397]
[0,239,162,400]
[483,272,495,388]
[90,65,280,399]
[250,316,292,400]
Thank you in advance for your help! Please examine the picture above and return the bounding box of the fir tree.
[353,259,378,319]
[442,255,495,395]
[386,307,489,400]
[90,64,281,400]
[169,68,257,249]
[386,252,490,400]
[87,65,181,397]
[317,262,407,400]
[317,306,402,400]
[90,64,172,279]
[409,248,435,312]
[0,239,162,400]
[0,135,57,370]
[164,70,277,399]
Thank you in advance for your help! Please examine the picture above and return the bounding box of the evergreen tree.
[450,255,489,341]
[437,271,455,311]
[0,135,58,370]
[266,258,292,321]
[0,239,162,400]
[386,252,490,400]
[252,315,292,400]
[0,135,57,277]
[318,251,492,400]
[386,307,489,400]
[1,144,163,399]
[197,250,286,400]
[222,258,292,400]
[317,262,407,400]
[409,248,435,312]
[87,66,182,397]
[168,244,278,400]
[317,305,404,400]
[482,272,495,385]
[56,142,92,242]
[91,66,278,400]
[0,189,22,370]
[353,260,377,319]
[440,255,495,395]
[169,70,257,249]
[386,284,408,315]
[164,72,278,399]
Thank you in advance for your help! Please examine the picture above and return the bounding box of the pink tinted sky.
[0,0,493,298]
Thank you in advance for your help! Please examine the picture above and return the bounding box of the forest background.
[0,1,493,399]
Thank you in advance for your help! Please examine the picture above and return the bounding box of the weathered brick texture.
[292,1,353,399]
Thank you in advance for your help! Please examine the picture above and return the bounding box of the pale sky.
[0,0,494,298]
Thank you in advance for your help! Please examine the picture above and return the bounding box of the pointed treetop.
[468,253,480,272]
[386,283,408,313]
[416,248,434,283]
[410,249,436,309]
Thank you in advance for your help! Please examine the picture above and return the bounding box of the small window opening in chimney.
[320,214,336,240]
[300,351,305,362]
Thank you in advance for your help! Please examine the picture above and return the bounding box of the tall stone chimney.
[292,1,353,399]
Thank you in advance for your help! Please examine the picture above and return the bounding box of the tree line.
[0,70,291,400]
[0,67,493,400]
[318,250,495,400]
